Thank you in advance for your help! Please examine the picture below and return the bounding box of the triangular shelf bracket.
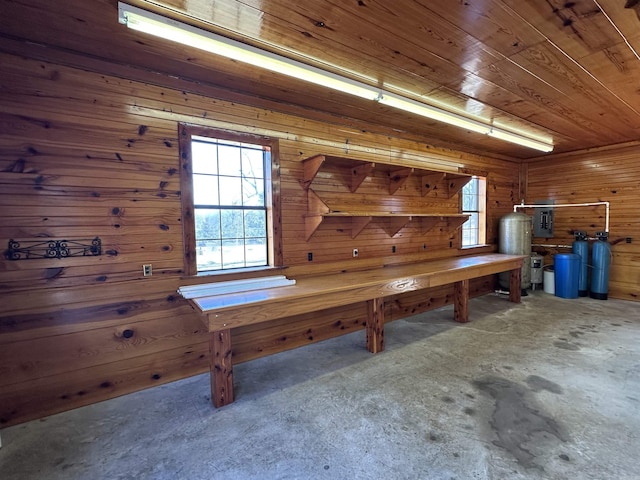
[389,168,414,195]
[351,216,373,238]
[445,174,473,198]
[350,162,375,193]
[421,172,446,196]
[421,217,441,234]
[445,215,470,232]
[306,188,330,215]
[385,215,412,237]
[304,189,330,240]
[302,154,326,190]
[305,215,324,241]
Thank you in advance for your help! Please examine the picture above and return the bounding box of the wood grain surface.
[1,0,638,427]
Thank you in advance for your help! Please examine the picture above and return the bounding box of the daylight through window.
[461,176,487,247]
[179,125,281,275]
[191,136,269,271]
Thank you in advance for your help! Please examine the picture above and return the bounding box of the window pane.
[219,177,243,205]
[244,210,266,238]
[467,212,479,229]
[195,209,221,240]
[245,238,267,266]
[462,212,479,247]
[462,230,473,246]
[196,239,221,271]
[243,177,265,206]
[191,142,218,174]
[464,177,478,195]
[463,177,478,195]
[193,174,219,205]
[463,194,476,211]
[218,144,242,176]
[221,239,245,269]
[220,209,244,239]
[462,178,478,212]
[242,149,265,179]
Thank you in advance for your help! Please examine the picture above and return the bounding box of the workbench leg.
[454,279,470,323]
[366,297,385,353]
[210,329,234,407]
[509,267,522,303]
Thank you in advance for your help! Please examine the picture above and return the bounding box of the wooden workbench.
[182,253,525,407]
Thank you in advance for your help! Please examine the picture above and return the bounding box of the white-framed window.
[179,124,282,275]
[461,176,487,247]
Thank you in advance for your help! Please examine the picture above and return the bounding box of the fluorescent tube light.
[378,92,491,134]
[118,3,381,101]
[118,2,554,152]
[488,128,554,152]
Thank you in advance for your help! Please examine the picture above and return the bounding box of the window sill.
[459,244,495,254]
[181,265,288,282]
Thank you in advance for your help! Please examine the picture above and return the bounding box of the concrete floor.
[1,291,639,480]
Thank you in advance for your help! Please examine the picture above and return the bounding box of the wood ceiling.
[1,0,640,160]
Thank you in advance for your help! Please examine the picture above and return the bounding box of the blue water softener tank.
[554,253,580,299]
[590,231,611,300]
[572,231,589,297]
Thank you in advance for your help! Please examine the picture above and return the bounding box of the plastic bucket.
[543,266,555,294]
[554,253,580,299]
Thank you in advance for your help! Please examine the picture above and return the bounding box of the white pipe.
[514,201,610,233]
[532,244,572,248]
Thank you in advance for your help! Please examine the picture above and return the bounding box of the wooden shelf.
[302,154,471,240]
[302,154,471,196]
[302,154,375,193]
[305,189,468,240]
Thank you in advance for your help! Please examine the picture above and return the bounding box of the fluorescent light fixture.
[118,3,380,101]
[118,2,554,152]
[488,128,554,152]
[379,92,491,134]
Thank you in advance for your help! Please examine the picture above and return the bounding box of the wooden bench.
[181,253,525,407]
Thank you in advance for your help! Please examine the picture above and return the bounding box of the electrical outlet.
[422,244,427,250]
[626,237,632,244]
[353,248,359,258]
[307,252,313,261]
[392,245,396,253]
[143,264,152,276]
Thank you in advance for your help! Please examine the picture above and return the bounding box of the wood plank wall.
[0,49,519,427]
[524,144,640,301]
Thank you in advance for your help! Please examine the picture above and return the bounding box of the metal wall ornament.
[6,237,102,260]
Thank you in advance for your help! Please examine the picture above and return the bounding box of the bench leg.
[454,279,470,323]
[210,329,234,407]
[366,297,384,353]
[509,267,522,303]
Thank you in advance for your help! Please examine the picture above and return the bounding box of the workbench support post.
[366,297,385,353]
[210,329,234,407]
[454,279,470,323]
[509,267,522,303]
